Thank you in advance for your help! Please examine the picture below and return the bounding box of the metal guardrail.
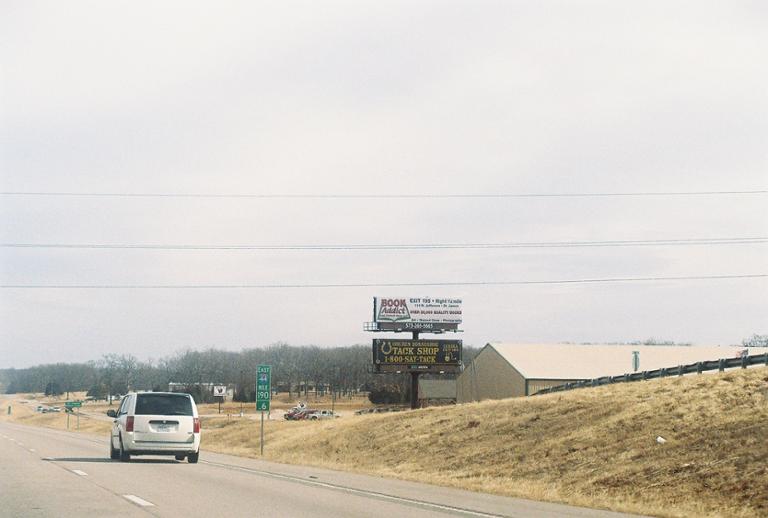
[534,353,768,395]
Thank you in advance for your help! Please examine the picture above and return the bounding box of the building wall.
[457,345,527,403]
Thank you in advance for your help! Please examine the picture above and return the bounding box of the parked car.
[307,409,338,420]
[293,409,318,420]
[283,407,305,420]
[107,392,201,463]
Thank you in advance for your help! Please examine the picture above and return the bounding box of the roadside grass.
[3,370,766,517]
[196,392,372,416]
[0,392,112,435]
[200,368,768,518]
[0,390,373,436]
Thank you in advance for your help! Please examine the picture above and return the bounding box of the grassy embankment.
[201,368,768,518]
[3,368,766,517]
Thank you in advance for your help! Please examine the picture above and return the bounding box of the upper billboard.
[373,297,462,326]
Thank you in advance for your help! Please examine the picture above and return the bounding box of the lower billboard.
[372,339,462,373]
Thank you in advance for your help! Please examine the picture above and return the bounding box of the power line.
[2,237,767,251]
[1,190,766,199]
[2,274,765,289]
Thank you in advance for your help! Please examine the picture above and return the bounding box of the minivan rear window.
[135,394,193,416]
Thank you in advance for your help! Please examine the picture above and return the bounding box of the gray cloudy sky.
[1,1,766,368]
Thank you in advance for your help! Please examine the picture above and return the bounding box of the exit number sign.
[256,365,271,411]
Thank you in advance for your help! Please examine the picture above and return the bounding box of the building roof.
[418,379,457,399]
[486,343,759,380]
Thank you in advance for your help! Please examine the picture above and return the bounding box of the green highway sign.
[256,365,271,412]
[65,401,82,408]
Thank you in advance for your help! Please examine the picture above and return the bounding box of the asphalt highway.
[0,421,643,518]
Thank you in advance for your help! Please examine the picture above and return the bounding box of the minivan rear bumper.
[123,434,200,454]
[126,448,198,456]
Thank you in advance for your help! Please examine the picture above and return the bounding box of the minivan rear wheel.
[119,437,131,462]
[109,439,120,460]
[187,451,199,464]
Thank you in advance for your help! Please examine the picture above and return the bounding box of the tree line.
[0,343,479,404]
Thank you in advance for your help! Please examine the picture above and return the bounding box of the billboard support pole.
[410,331,420,409]
[410,372,420,409]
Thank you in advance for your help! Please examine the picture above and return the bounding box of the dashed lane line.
[201,460,506,518]
[123,495,155,507]
[72,469,88,476]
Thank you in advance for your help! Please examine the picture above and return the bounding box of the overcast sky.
[1,1,766,368]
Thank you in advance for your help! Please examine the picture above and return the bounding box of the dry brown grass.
[4,371,766,517]
[200,368,768,518]
[0,393,112,435]
[196,392,372,416]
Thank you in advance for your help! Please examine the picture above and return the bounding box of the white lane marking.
[72,469,88,476]
[202,461,503,518]
[29,449,36,452]
[123,495,155,507]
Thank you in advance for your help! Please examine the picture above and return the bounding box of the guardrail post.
[660,368,667,378]
[696,362,702,374]
[642,371,647,380]
[678,365,683,377]
[741,355,748,369]
[718,359,725,371]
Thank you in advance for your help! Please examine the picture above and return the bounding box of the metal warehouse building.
[457,343,756,402]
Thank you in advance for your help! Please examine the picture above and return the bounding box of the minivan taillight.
[193,417,200,433]
[126,416,134,432]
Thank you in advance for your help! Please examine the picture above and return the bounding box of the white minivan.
[108,392,201,463]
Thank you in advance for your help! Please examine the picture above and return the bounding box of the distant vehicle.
[283,407,305,420]
[307,410,338,420]
[50,406,62,412]
[107,392,200,463]
[35,406,44,413]
[294,409,318,420]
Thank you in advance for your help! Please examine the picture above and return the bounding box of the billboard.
[373,297,462,327]
[373,339,462,373]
